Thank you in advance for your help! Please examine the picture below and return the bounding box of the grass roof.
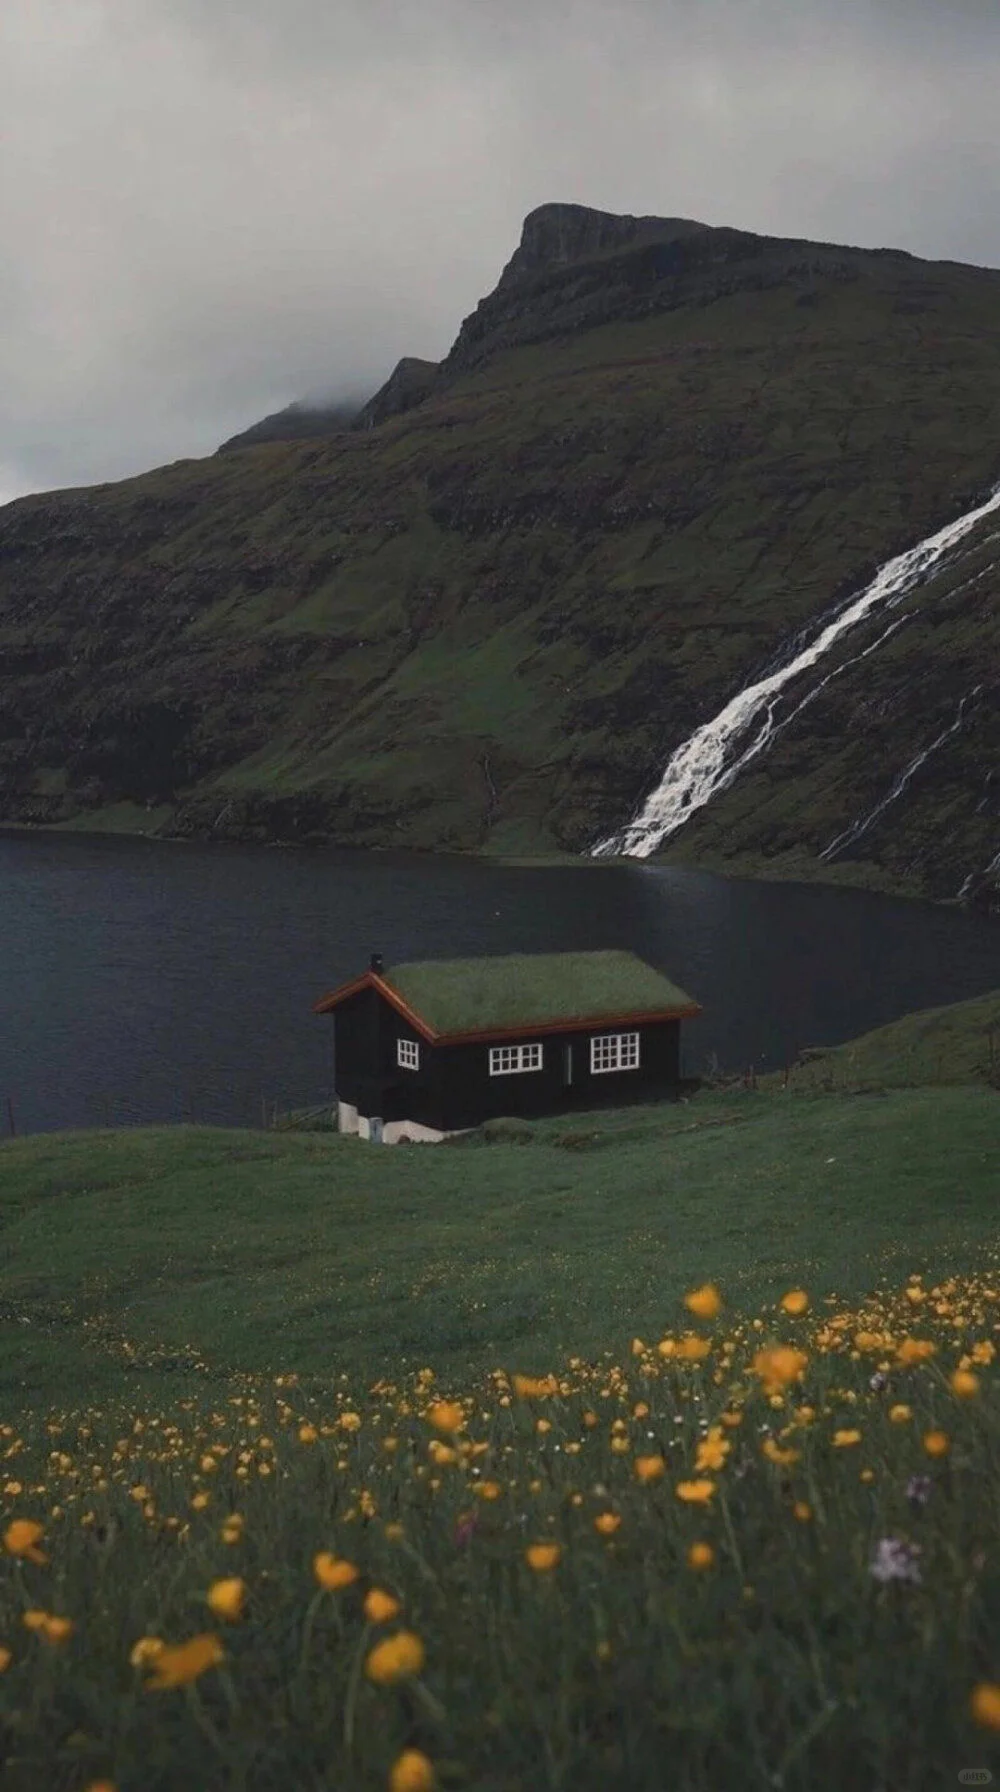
[383,949,700,1036]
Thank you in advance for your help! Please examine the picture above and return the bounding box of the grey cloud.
[2,0,999,504]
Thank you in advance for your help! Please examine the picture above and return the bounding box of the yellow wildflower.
[143,1632,224,1690]
[314,1553,359,1590]
[684,1284,722,1321]
[792,1501,812,1521]
[762,1439,801,1466]
[634,1455,666,1483]
[889,1403,912,1423]
[206,1578,246,1622]
[129,1637,165,1668]
[687,1541,715,1569]
[675,1480,716,1503]
[675,1335,712,1361]
[923,1430,950,1458]
[365,1630,426,1685]
[0,1646,11,1672]
[339,1412,362,1432]
[298,1424,318,1444]
[895,1338,936,1366]
[951,1370,980,1398]
[3,1519,47,1565]
[832,1429,862,1447]
[696,1432,730,1472]
[389,1750,436,1792]
[594,1512,621,1535]
[426,1401,464,1434]
[780,1290,809,1315]
[752,1348,808,1395]
[525,1543,561,1572]
[363,1588,402,1623]
[512,1374,559,1398]
[970,1341,995,1365]
[472,1481,502,1500]
[971,1683,1000,1731]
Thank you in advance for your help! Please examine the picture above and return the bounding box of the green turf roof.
[382,949,701,1036]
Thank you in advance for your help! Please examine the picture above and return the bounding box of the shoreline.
[1,811,991,917]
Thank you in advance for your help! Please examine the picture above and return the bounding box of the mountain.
[217,395,363,453]
[1,202,998,911]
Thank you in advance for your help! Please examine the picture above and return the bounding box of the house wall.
[333,991,683,1133]
[393,1018,681,1132]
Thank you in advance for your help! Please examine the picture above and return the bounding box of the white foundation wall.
[337,1099,471,1144]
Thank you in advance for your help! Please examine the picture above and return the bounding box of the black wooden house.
[313,949,702,1143]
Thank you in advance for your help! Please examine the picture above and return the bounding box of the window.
[590,1032,640,1074]
[489,1042,543,1076]
[397,1037,420,1071]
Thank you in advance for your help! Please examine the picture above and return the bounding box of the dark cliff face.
[496,202,711,286]
[438,207,913,379]
[351,357,441,431]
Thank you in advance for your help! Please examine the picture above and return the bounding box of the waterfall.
[590,480,1000,859]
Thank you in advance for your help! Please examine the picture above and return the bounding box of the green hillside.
[1,1084,996,1416]
[760,988,1000,1093]
[2,203,999,907]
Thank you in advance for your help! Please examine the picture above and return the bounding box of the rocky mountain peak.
[496,202,712,288]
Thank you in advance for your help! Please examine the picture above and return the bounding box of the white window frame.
[488,1042,543,1076]
[397,1037,420,1071]
[590,1031,640,1074]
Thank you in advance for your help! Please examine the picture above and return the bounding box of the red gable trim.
[313,972,701,1042]
[312,972,439,1041]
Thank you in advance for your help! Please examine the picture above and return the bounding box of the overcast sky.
[3,0,999,506]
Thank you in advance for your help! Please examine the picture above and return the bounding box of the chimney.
[370,952,384,975]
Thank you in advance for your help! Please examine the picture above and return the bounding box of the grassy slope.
[759,988,1000,1092]
[1,243,1000,903]
[1,1085,996,1417]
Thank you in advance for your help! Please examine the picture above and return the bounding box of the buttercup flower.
[143,1633,224,1690]
[389,1751,436,1792]
[206,1578,246,1622]
[684,1284,722,1321]
[363,1588,402,1623]
[3,1519,47,1565]
[364,1630,426,1685]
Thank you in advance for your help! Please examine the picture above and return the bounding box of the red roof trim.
[313,972,701,1041]
[312,972,439,1041]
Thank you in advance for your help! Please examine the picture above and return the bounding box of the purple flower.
[906,1474,933,1509]
[870,1538,922,1585]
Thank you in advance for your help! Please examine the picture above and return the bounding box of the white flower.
[870,1538,922,1585]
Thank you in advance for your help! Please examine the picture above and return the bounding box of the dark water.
[3,828,999,1136]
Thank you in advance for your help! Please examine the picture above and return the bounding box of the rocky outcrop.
[352,357,441,431]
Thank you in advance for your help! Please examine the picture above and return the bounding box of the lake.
[3,828,999,1136]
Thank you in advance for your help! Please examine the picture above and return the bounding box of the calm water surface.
[3,829,1000,1135]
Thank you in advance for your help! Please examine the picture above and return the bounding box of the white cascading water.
[590,480,1000,859]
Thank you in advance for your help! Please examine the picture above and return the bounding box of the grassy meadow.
[1,1057,999,1787]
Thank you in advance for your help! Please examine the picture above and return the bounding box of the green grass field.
[1,1001,999,1790]
[0,1084,996,1417]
